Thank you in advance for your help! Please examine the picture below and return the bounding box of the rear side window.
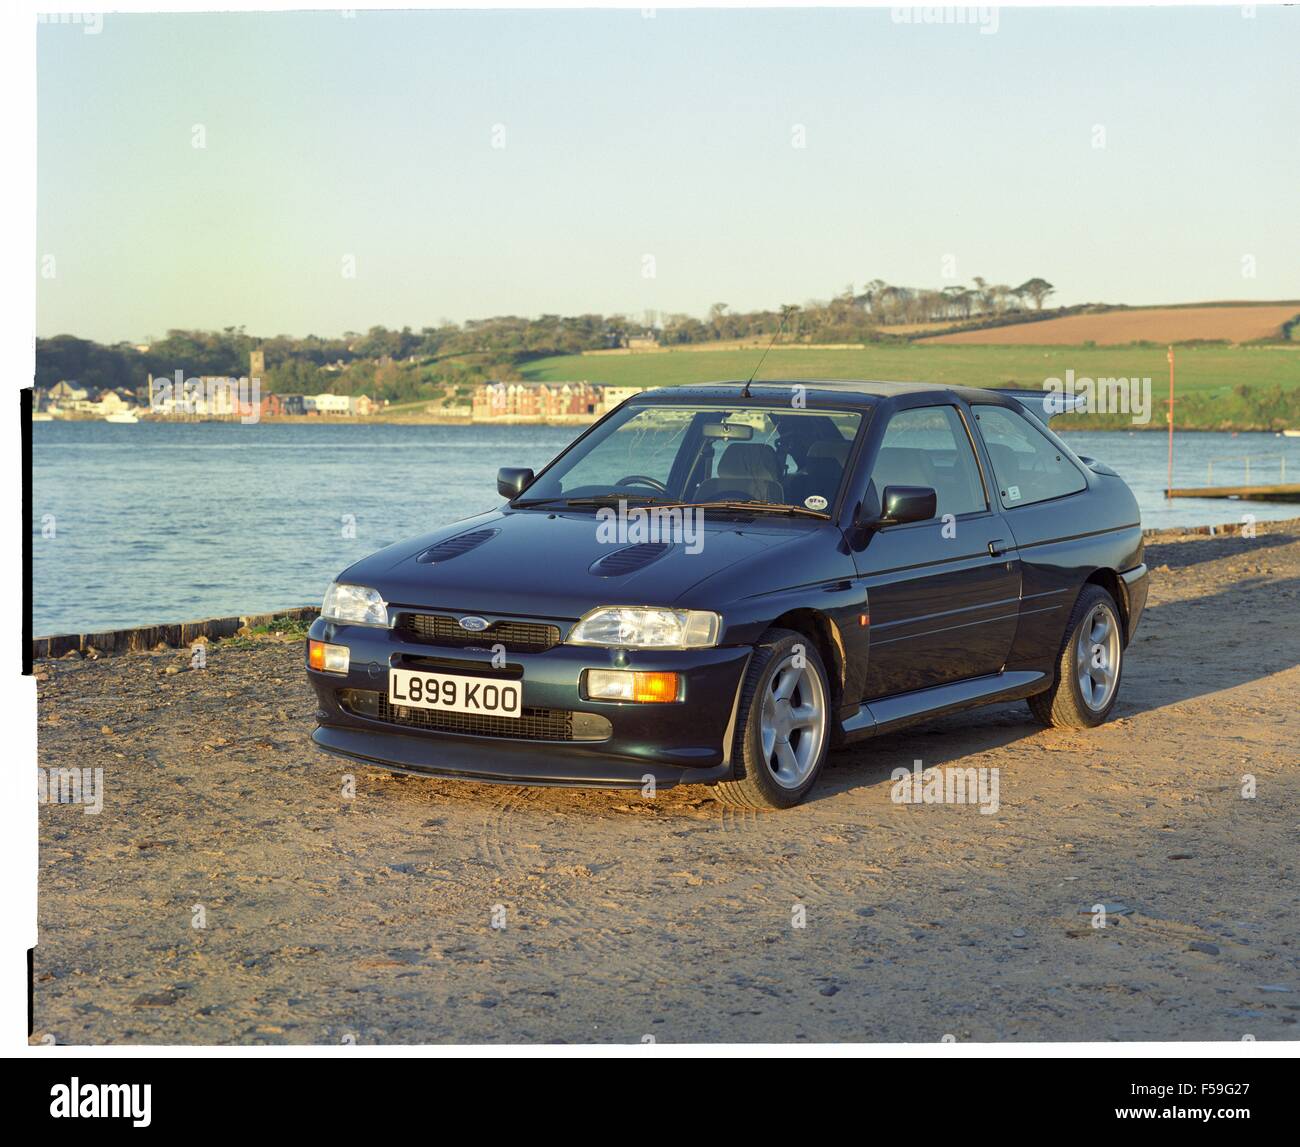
[869,405,986,519]
[973,404,1087,507]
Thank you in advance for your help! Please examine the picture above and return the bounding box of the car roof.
[628,379,995,408]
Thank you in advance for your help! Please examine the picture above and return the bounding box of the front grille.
[339,688,583,741]
[402,614,561,653]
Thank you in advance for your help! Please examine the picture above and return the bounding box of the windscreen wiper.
[513,495,829,519]
[511,493,672,508]
[678,500,830,519]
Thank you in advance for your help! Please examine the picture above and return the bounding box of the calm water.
[31,421,1300,635]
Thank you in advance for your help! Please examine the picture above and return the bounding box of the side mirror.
[497,467,535,499]
[880,485,936,525]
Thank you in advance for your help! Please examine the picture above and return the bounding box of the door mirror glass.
[880,485,937,525]
[497,467,535,499]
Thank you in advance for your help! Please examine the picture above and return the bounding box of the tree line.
[34,276,1057,404]
[662,277,1054,344]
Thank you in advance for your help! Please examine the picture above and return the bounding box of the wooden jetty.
[1166,483,1300,502]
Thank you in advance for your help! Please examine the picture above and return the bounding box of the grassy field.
[521,343,1300,429]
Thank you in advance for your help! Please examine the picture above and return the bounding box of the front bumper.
[306,616,750,789]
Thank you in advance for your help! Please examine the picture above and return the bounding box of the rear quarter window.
[973,404,1087,508]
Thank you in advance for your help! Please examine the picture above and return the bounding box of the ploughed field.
[32,523,1300,1043]
[921,304,1300,346]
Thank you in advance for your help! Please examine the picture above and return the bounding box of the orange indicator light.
[631,671,679,703]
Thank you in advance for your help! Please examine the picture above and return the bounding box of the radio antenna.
[741,306,790,398]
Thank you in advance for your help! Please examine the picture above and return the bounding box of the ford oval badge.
[458,616,490,632]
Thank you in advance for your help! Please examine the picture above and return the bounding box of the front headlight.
[567,607,720,649]
[321,582,389,627]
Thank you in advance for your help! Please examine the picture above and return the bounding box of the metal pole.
[1166,346,1175,497]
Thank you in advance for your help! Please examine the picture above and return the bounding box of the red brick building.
[471,381,603,421]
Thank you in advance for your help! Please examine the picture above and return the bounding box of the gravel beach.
[32,520,1300,1044]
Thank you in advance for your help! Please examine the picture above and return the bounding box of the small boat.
[104,411,140,424]
[1282,429,1300,438]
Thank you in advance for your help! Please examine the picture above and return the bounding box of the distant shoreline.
[33,413,584,427]
[30,414,1297,433]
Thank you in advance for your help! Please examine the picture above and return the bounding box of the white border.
[5,0,1297,1059]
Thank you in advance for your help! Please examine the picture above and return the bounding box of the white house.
[47,381,89,407]
[599,386,644,413]
[308,393,353,415]
[94,389,137,415]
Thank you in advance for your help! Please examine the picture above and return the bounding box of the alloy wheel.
[759,654,828,789]
[1075,601,1121,711]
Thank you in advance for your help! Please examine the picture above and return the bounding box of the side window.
[869,405,986,520]
[973,404,1087,507]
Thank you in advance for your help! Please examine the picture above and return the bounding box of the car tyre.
[1027,583,1125,729]
[714,628,832,810]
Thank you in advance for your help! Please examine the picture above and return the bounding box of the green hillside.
[521,344,1300,430]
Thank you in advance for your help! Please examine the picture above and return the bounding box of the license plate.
[387,667,521,718]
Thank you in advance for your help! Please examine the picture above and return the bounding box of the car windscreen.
[517,404,865,513]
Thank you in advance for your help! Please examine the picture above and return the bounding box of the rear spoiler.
[985,389,1086,423]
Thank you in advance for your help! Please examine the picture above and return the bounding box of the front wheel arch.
[714,628,834,809]
[767,607,845,713]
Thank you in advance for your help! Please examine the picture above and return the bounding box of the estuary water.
[31,421,1300,634]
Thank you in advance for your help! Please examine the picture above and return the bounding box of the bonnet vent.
[588,543,672,577]
[415,529,499,565]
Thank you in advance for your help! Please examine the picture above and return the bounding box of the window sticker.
[1007,485,1021,502]
[804,494,828,511]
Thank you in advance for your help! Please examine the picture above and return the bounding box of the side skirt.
[838,670,1047,743]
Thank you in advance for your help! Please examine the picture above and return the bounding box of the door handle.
[988,538,1010,557]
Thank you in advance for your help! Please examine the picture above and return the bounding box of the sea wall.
[31,606,320,660]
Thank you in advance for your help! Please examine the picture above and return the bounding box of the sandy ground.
[31,522,1300,1045]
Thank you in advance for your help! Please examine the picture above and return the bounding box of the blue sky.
[36,6,1300,342]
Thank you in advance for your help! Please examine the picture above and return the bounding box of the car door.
[968,401,1100,672]
[850,402,1022,699]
